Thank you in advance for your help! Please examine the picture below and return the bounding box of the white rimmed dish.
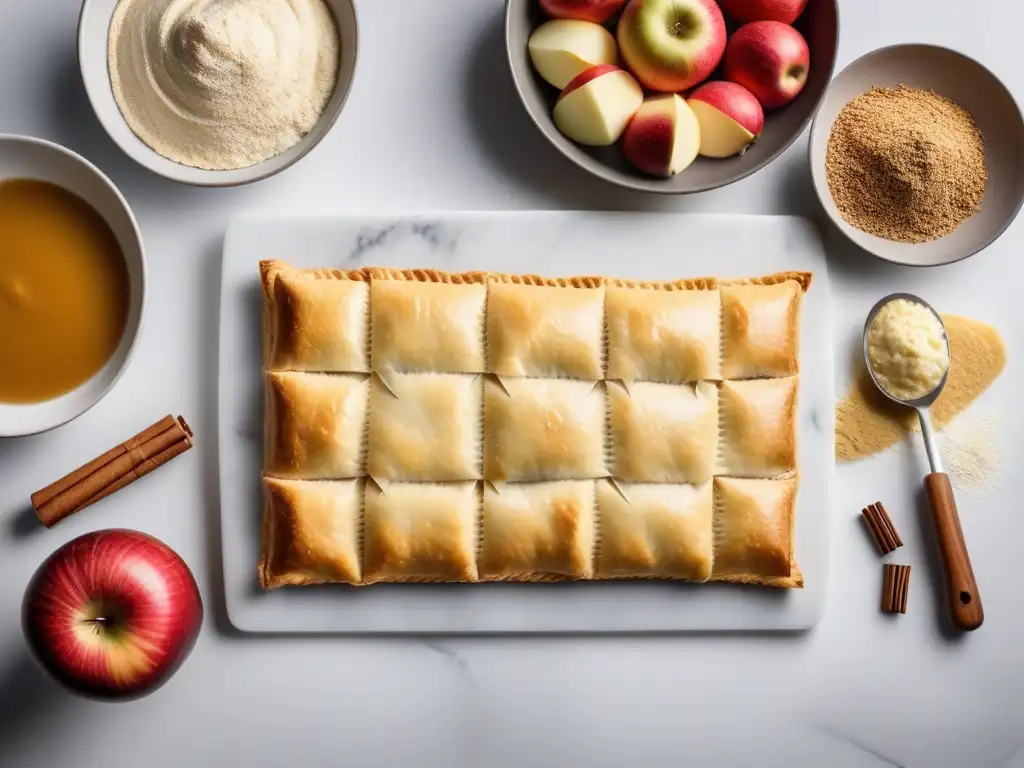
[0,135,146,438]
[809,44,1024,267]
[77,0,359,187]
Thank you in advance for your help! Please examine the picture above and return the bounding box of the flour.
[941,413,1004,497]
[108,0,340,171]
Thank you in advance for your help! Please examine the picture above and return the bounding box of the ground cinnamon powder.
[825,85,987,243]
[836,315,1006,461]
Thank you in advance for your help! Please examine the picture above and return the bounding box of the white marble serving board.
[219,212,834,634]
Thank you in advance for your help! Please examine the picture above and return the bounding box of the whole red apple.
[724,21,810,109]
[539,0,628,24]
[718,0,808,24]
[22,529,203,701]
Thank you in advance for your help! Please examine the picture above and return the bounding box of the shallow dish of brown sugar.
[808,44,1024,266]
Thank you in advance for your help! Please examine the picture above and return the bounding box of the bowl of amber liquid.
[0,135,145,437]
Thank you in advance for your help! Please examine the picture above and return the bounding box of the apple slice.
[621,94,701,177]
[553,64,644,146]
[529,20,619,90]
[688,81,764,158]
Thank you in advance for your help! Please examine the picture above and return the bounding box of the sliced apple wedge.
[529,20,619,89]
[553,64,644,146]
[621,94,701,177]
[688,81,764,158]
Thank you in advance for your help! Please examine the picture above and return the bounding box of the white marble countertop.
[0,1,1020,766]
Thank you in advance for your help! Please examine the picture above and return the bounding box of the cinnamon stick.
[882,564,912,614]
[31,415,193,528]
[862,502,903,555]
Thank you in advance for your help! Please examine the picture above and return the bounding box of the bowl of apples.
[506,0,839,193]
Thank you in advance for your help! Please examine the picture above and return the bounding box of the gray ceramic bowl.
[809,44,1024,267]
[506,0,839,194]
[78,0,358,187]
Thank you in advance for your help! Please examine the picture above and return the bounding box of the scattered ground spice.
[836,315,1006,461]
[825,85,987,243]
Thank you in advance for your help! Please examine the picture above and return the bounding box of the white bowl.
[77,0,359,187]
[0,135,146,437]
[809,44,1024,267]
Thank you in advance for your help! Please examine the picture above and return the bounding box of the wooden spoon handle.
[924,473,983,631]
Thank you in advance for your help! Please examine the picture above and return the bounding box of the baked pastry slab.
[606,285,721,384]
[721,277,804,379]
[719,377,798,478]
[712,476,801,587]
[367,372,482,482]
[595,480,713,581]
[480,481,595,580]
[483,376,606,483]
[609,380,718,484]
[370,280,486,373]
[264,371,369,480]
[260,261,369,373]
[486,281,605,379]
[259,478,362,588]
[362,481,479,583]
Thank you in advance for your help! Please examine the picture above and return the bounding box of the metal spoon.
[863,293,983,632]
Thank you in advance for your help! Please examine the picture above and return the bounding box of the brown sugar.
[825,85,987,243]
[836,315,1006,461]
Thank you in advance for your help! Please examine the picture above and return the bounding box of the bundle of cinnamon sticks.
[31,415,193,528]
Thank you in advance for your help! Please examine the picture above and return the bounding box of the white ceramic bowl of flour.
[78,0,358,186]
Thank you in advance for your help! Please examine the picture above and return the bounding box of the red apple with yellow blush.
[724,21,810,109]
[718,0,808,24]
[22,529,203,701]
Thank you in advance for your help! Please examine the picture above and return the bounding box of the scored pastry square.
[719,377,798,478]
[486,281,605,379]
[367,372,482,482]
[259,478,362,588]
[264,371,368,480]
[484,376,606,482]
[362,481,479,583]
[712,476,800,586]
[721,279,802,379]
[606,286,721,383]
[370,279,486,373]
[261,261,369,372]
[609,381,718,484]
[480,481,595,580]
[595,480,713,581]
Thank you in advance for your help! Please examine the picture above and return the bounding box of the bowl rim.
[808,42,1024,268]
[0,133,147,438]
[504,0,841,195]
[77,0,360,188]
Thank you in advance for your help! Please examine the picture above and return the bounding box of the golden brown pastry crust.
[258,478,363,588]
[370,280,486,373]
[712,476,801,586]
[595,480,713,581]
[486,282,606,380]
[264,371,369,480]
[606,286,721,383]
[719,377,798,478]
[367,372,482,482]
[362,481,479,583]
[259,261,812,590]
[480,481,595,580]
[721,279,803,379]
[608,381,718,484]
[483,377,607,482]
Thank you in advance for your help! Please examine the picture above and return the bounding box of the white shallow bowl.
[809,44,1024,266]
[78,0,359,187]
[0,135,146,437]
